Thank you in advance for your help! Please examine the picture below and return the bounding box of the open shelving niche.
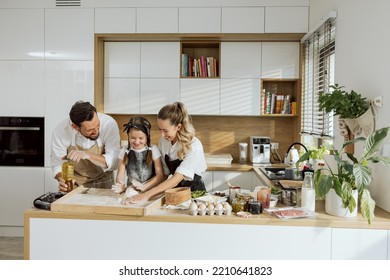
[180,41,220,78]
[260,79,300,117]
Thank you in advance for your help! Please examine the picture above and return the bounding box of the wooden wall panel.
[112,114,299,164]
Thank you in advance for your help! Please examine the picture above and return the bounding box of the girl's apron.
[164,154,205,191]
[125,149,155,186]
[68,136,113,189]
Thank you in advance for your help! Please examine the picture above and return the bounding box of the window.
[301,17,336,145]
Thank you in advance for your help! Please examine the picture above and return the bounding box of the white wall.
[310,0,390,212]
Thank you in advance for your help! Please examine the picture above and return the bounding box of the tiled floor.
[0,237,24,260]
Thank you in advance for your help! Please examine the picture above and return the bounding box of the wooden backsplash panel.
[112,114,299,164]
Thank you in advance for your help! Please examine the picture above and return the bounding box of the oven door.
[0,117,44,167]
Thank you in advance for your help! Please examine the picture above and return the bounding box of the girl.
[126,102,207,204]
[112,116,165,204]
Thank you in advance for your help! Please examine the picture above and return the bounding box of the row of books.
[181,54,218,78]
[260,90,296,115]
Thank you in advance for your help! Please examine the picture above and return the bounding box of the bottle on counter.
[62,160,74,192]
[301,172,315,211]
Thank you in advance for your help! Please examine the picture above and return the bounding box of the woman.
[126,102,207,204]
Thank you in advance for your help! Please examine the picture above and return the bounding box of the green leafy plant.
[318,84,369,119]
[296,127,390,224]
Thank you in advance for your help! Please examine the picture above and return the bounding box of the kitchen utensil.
[228,185,241,203]
[250,136,271,164]
[238,142,248,164]
[165,187,191,205]
[281,187,298,206]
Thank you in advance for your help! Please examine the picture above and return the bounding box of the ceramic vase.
[325,188,358,218]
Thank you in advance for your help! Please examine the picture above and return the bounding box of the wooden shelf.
[180,41,220,78]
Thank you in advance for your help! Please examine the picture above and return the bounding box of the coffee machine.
[250,136,271,165]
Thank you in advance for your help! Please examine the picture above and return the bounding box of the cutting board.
[51,186,163,216]
[278,180,303,189]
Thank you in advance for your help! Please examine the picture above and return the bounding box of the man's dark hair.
[69,101,97,127]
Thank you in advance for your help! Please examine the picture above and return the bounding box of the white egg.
[224,203,232,210]
[189,201,198,211]
[207,203,214,210]
[215,203,223,210]
[198,203,206,211]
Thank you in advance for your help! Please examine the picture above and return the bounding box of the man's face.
[75,113,100,140]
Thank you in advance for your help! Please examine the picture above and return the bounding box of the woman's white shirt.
[159,137,207,180]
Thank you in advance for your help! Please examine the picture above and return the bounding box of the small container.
[248,200,263,214]
[238,142,248,164]
[62,160,74,192]
[236,193,252,211]
[228,186,241,203]
[232,197,245,213]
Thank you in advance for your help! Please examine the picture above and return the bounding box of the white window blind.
[301,18,336,138]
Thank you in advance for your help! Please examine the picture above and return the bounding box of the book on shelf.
[260,91,293,115]
[182,53,218,77]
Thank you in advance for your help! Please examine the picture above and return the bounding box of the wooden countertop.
[24,163,390,231]
[25,199,390,230]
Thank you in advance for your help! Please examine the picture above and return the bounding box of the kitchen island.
[24,164,390,260]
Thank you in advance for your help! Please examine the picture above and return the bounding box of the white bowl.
[269,197,278,208]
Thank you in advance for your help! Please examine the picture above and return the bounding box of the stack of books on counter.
[260,89,297,115]
[182,54,218,77]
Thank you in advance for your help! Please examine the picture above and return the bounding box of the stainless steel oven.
[0,117,44,167]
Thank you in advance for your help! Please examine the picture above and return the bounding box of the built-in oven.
[0,117,44,167]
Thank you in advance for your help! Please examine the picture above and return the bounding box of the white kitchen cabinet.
[221,7,264,33]
[28,218,331,260]
[140,42,180,78]
[140,79,179,114]
[44,61,94,166]
[220,79,260,116]
[95,8,136,34]
[45,8,94,60]
[265,7,309,33]
[331,228,388,260]
[388,230,390,260]
[212,171,252,192]
[137,8,178,33]
[0,167,44,227]
[104,42,140,78]
[179,8,221,33]
[261,42,300,79]
[221,42,261,78]
[104,78,140,114]
[0,61,44,117]
[179,79,220,115]
[0,9,44,60]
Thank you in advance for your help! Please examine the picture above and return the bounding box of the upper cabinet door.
[222,7,264,33]
[265,7,308,33]
[180,79,220,115]
[0,61,44,117]
[221,42,261,78]
[179,8,221,33]
[261,42,300,79]
[105,42,141,78]
[137,8,178,33]
[140,79,180,114]
[45,9,94,60]
[0,9,44,60]
[95,8,136,33]
[220,79,260,116]
[140,42,180,78]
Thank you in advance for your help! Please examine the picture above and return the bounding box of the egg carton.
[189,201,232,216]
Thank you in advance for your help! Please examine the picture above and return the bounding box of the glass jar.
[237,193,252,211]
[232,197,245,213]
[248,200,263,214]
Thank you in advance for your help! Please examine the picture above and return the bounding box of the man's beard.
[85,133,99,141]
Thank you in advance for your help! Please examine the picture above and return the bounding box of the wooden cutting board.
[51,186,163,216]
[278,180,303,189]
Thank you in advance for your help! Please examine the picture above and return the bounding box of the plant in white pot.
[318,84,374,136]
[296,127,390,224]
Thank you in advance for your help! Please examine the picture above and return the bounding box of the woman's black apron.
[126,149,155,186]
[164,154,206,191]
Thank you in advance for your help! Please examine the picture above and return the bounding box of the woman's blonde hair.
[158,102,195,160]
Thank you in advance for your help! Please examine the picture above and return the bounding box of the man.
[51,101,120,191]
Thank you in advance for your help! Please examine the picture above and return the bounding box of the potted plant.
[295,127,390,224]
[319,84,374,136]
